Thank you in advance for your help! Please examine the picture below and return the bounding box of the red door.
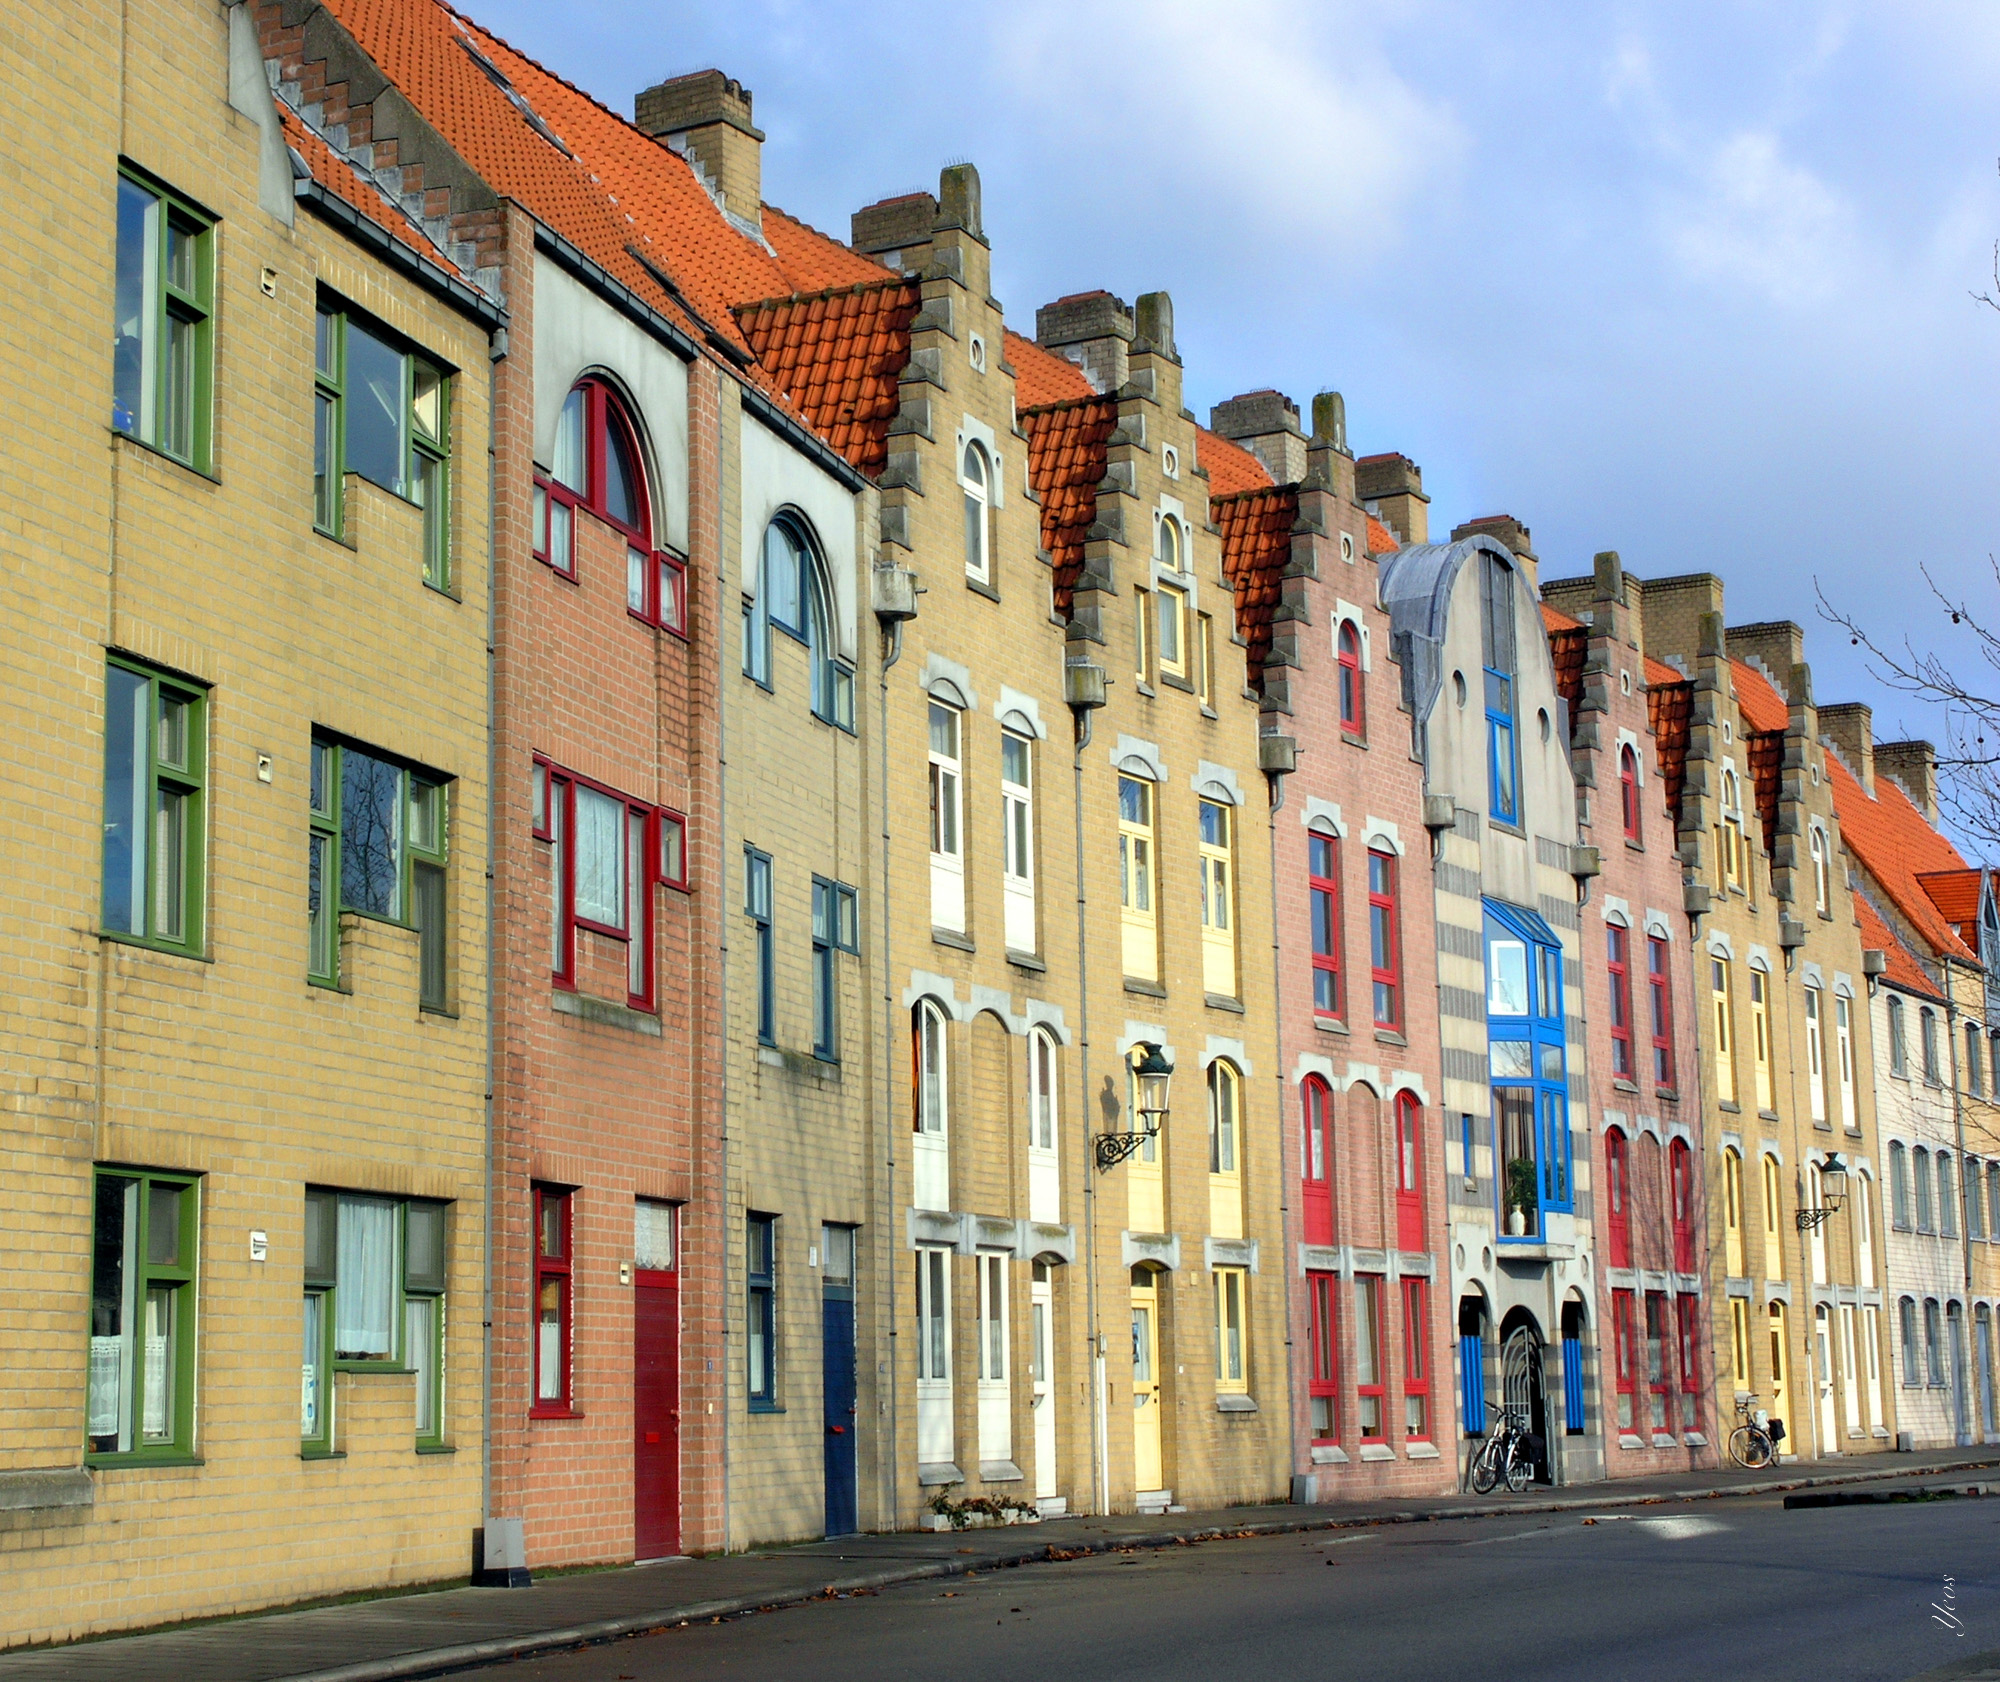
[634,1271,680,1559]
[1301,1078,1334,1246]
[1394,1092,1424,1252]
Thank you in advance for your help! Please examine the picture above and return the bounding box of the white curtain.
[573,786,625,929]
[337,1196,396,1358]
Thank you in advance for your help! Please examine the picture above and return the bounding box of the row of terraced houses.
[4,0,1999,1647]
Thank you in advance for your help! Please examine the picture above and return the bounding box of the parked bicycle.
[1727,1397,1786,1469]
[1470,1401,1534,1494]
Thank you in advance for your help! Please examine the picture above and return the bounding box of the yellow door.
[1130,1269,1163,1493]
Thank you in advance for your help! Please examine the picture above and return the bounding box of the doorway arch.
[1499,1309,1552,1484]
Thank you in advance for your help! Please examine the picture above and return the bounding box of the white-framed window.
[928,700,965,932]
[1836,993,1857,1126]
[962,441,992,584]
[1118,774,1158,982]
[1809,826,1830,914]
[1198,797,1236,998]
[1001,726,1035,954]
[1028,1027,1061,1225]
[915,1244,953,1463]
[1208,1060,1243,1241]
[913,1001,951,1213]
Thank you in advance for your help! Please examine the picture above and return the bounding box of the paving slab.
[5,1447,1995,1682]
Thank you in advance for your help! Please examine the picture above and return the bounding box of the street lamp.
[1096,1042,1173,1171]
[1796,1151,1849,1231]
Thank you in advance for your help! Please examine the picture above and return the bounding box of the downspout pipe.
[1065,655,1107,1518]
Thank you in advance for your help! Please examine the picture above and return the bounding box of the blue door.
[823,1288,857,1536]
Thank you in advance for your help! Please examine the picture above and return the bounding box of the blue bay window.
[1486,900,1571,1238]
[1480,552,1519,826]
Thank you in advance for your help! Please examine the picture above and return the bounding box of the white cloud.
[1662,129,1854,305]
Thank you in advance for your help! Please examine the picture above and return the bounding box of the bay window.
[1486,900,1571,1236]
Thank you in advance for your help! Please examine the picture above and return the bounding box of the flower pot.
[1507,1206,1526,1236]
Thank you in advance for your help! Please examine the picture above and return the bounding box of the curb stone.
[255,1453,2000,1682]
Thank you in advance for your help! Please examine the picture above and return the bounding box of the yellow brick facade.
[0,0,494,1644]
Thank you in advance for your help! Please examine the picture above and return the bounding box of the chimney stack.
[1354,453,1428,546]
[636,70,763,231]
[1451,513,1537,588]
[1875,740,1940,822]
[1209,390,1306,484]
[1819,701,1876,798]
[1035,291,1134,396]
[850,191,937,270]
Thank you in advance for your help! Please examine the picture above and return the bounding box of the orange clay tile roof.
[1213,486,1295,685]
[1006,331,1096,408]
[279,105,469,281]
[1648,675,1693,821]
[1366,515,1396,555]
[1915,868,1982,932]
[1730,658,1791,733]
[1547,625,1585,718]
[734,279,921,478]
[760,204,894,292]
[1644,654,1683,689]
[1021,395,1119,614]
[1853,891,1942,999]
[1746,730,1783,856]
[1199,429,1273,497]
[1541,602,1583,634]
[1826,750,1976,964]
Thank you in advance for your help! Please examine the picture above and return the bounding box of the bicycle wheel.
[1503,1441,1532,1493]
[1727,1425,1772,1470]
[1470,1436,1501,1494]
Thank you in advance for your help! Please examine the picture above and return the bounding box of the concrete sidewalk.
[8,1447,1998,1682]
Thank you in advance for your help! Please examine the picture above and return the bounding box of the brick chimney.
[1354,453,1428,546]
[1451,513,1537,588]
[1035,291,1133,396]
[636,70,763,231]
[1876,739,1939,822]
[1819,701,1875,798]
[1725,621,1805,701]
[1209,390,1306,484]
[850,191,937,269]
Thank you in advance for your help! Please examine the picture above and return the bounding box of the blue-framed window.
[1480,553,1519,826]
[744,515,854,728]
[745,847,774,1044]
[811,876,859,1061]
[1486,899,1571,1237]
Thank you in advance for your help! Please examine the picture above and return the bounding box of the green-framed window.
[88,1169,200,1463]
[101,657,207,955]
[315,302,451,588]
[308,735,449,1004]
[113,167,214,470]
[303,1189,447,1453]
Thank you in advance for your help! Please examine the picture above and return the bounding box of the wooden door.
[633,1271,680,1559]
[1130,1271,1162,1493]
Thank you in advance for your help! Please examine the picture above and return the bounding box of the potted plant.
[1506,1157,1538,1236]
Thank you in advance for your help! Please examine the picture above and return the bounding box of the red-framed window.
[533,1184,574,1416]
[533,756,687,1011]
[1675,1294,1702,1429]
[1647,935,1676,1089]
[1337,620,1364,739]
[1669,1138,1695,1271]
[1619,744,1641,843]
[1612,1287,1636,1432]
[1307,1269,1339,1442]
[1604,1127,1631,1268]
[1394,1091,1424,1252]
[532,377,686,634]
[1368,848,1399,1030]
[1308,830,1342,1020]
[1401,1276,1430,1442]
[1644,1292,1672,1434]
[1607,922,1635,1081]
[1355,1273,1386,1440]
[1301,1075,1333,1246]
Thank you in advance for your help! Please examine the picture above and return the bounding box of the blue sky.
[478,0,1998,796]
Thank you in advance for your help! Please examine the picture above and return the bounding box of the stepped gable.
[1827,750,1976,964]
[1854,891,1943,999]
[1730,658,1788,854]
[277,103,469,281]
[1021,394,1118,614]
[1213,485,1295,685]
[735,279,922,477]
[1200,427,1273,497]
[1007,330,1095,407]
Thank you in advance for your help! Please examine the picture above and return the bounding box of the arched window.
[1300,1076,1333,1246]
[912,1000,950,1213]
[1670,1139,1694,1271]
[1723,1146,1745,1276]
[1620,745,1641,843]
[1889,1141,1910,1230]
[1338,621,1364,738]
[534,377,683,628]
[1481,553,1519,825]
[1607,919,1634,1081]
[745,515,853,728]
[1718,768,1745,891]
[1914,1145,1934,1231]
[1990,1031,2000,1095]
[1208,1061,1244,1240]
[962,441,991,583]
[1761,1154,1784,1279]
[1394,1091,1424,1251]
[1808,826,1830,915]
[1899,1297,1920,1385]
[1887,995,1907,1077]
[1027,1027,1060,1225]
[1924,1298,1945,1386]
[1604,1127,1631,1268]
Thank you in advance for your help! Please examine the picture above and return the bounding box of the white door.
[1031,1266,1057,1501]
[1839,1305,1861,1437]
[1863,1306,1884,1433]
[915,1247,954,1466]
[1814,1306,1837,1453]
[976,1253,1012,1468]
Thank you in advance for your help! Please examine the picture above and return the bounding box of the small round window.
[1162,444,1180,479]
[1453,671,1467,708]
[968,333,987,373]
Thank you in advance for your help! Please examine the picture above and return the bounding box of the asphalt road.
[460,1491,1999,1682]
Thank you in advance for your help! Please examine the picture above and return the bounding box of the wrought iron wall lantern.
[1096,1042,1173,1171]
[1795,1151,1849,1231]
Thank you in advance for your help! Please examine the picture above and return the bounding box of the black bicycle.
[1470,1401,1534,1494]
[1727,1397,1785,1469]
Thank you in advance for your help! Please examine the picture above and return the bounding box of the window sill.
[530,1406,584,1421]
[300,1447,344,1461]
[425,576,462,604]
[1215,1394,1258,1413]
[415,1442,457,1455]
[1160,672,1195,695]
[1625,838,1647,852]
[1340,731,1367,750]
[1373,1029,1407,1048]
[1200,705,1218,721]
[315,521,360,553]
[1758,1109,1781,1122]
[1812,1119,1833,1132]
[99,930,212,964]
[111,427,220,486]
[1313,1018,1350,1036]
[1612,1079,1639,1095]
[1488,818,1525,837]
[1205,993,1244,1014]
[747,1402,785,1416]
[1135,682,1157,698]
[1006,949,1046,973]
[1405,1441,1440,1459]
[1123,977,1167,998]
[1655,1088,1680,1104]
[419,1003,460,1021]
[552,989,664,1037]
[1718,1101,1742,1115]
[86,1452,203,1471]
[309,976,355,996]
[1358,1442,1395,1462]
[966,577,1001,604]
[931,927,975,954]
